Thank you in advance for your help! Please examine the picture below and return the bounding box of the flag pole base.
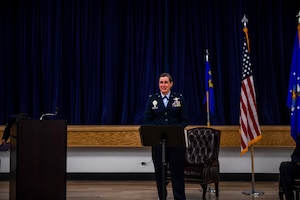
[199,186,217,193]
[242,190,264,196]
[208,188,216,193]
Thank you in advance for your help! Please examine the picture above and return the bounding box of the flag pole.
[206,50,210,127]
[205,50,215,193]
[250,146,255,193]
[240,14,264,197]
[242,145,264,196]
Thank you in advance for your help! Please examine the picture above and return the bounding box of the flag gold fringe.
[240,133,262,156]
[298,24,300,47]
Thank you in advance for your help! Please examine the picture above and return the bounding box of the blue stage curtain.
[0,0,299,125]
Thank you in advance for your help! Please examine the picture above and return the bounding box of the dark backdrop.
[0,0,299,125]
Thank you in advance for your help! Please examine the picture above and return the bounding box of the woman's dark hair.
[159,73,173,82]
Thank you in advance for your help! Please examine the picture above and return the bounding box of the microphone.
[39,107,59,120]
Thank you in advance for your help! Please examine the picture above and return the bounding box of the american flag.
[287,24,300,142]
[239,27,262,156]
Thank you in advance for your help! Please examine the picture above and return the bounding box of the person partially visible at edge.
[1,125,9,145]
[1,113,28,145]
[143,72,189,200]
[279,134,300,200]
[1,116,16,145]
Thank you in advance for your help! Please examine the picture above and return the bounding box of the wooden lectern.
[9,120,67,200]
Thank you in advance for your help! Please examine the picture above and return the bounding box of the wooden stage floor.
[0,180,281,200]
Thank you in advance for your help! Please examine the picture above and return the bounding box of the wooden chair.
[167,127,221,200]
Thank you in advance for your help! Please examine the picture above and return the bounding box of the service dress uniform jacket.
[143,92,189,127]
